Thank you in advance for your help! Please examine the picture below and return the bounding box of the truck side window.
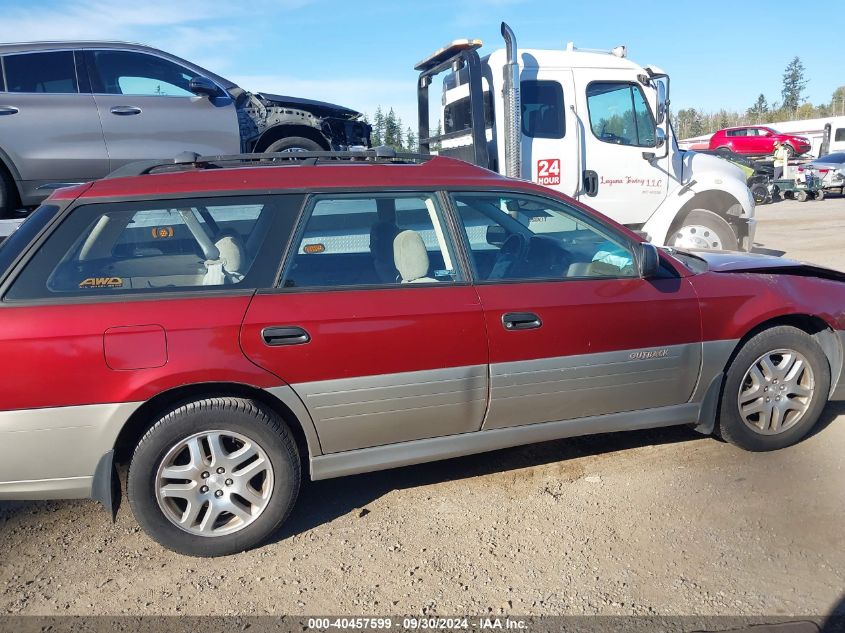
[521,80,564,139]
[586,82,656,148]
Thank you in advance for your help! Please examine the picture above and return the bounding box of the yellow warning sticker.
[79,277,124,289]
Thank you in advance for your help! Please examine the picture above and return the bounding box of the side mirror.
[637,242,660,278]
[654,127,666,149]
[486,225,507,247]
[655,80,667,124]
[188,76,218,98]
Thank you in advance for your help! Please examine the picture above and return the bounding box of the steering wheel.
[488,233,529,280]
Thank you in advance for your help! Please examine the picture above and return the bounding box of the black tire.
[668,208,739,251]
[715,146,732,156]
[127,397,300,557]
[717,326,830,452]
[750,183,770,204]
[0,167,17,219]
[263,136,324,153]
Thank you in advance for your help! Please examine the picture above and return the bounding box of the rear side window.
[726,129,748,137]
[283,193,462,288]
[521,80,565,139]
[3,51,78,94]
[5,195,302,300]
[586,82,655,147]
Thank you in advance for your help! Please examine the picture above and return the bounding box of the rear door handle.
[109,105,142,116]
[0,106,19,116]
[261,326,310,346]
[502,312,542,331]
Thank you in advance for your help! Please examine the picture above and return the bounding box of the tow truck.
[415,23,756,251]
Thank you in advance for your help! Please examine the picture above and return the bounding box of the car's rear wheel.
[717,326,830,451]
[127,397,300,557]
[667,209,738,251]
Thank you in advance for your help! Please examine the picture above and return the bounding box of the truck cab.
[416,24,755,251]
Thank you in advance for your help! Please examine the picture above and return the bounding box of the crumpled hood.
[682,249,845,282]
[255,93,361,119]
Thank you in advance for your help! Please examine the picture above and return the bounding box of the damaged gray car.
[0,41,372,217]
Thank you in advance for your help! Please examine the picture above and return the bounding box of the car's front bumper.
[832,330,845,401]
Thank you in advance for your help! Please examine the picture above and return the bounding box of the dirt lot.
[1,196,844,618]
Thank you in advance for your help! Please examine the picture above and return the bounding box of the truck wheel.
[263,137,324,153]
[717,326,830,452]
[667,209,738,251]
[127,397,301,557]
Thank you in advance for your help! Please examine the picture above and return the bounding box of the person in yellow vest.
[773,140,789,180]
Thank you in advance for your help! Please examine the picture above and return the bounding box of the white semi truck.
[415,23,756,251]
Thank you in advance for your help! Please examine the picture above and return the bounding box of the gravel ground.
[1,195,844,617]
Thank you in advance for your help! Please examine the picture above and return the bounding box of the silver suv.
[0,41,371,218]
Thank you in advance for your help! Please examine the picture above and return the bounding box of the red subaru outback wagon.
[0,151,843,556]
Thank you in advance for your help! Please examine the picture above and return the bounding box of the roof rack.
[105,146,432,179]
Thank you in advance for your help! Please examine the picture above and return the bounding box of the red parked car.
[0,150,843,556]
[709,126,812,157]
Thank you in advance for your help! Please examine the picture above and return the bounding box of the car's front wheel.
[718,326,830,451]
[127,397,300,557]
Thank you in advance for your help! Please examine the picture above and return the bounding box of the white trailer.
[416,24,755,251]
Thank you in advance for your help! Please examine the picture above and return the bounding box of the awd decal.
[629,349,669,360]
[79,277,124,289]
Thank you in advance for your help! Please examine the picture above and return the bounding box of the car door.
[755,128,776,154]
[574,71,668,225]
[450,190,702,430]
[239,192,489,454]
[0,49,108,201]
[84,49,240,170]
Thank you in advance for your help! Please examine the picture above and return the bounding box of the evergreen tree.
[832,86,845,116]
[781,56,808,112]
[372,106,385,147]
[406,126,417,153]
[384,108,402,150]
[432,121,443,152]
[746,94,768,120]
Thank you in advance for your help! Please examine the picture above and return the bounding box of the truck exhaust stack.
[501,22,522,179]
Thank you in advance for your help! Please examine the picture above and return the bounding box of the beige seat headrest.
[215,234,244,274]
[393,230,433,284]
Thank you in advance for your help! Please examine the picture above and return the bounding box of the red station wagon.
[0,150,843,556]
[708,126,812,157]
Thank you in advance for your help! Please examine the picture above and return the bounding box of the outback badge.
[629,349,669,360]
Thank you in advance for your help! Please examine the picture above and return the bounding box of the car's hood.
[254,93,361,119]
[681,249,845,282]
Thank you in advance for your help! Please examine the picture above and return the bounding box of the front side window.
[522,80,565,139]
[5,196,301,300]
[3,51,78,94]
[452,192,637,282]
[586,82,655,147]
[284,193,462,288]
[88,50,201,96]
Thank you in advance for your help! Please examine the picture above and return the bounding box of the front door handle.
[261,326,310,346]
[0,106,19,116]
[109,105,142,116]
[502,312,542,331]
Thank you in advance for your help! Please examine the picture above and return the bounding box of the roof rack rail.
[105,146,432,179]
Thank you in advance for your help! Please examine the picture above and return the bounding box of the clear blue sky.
[0,0,838,128]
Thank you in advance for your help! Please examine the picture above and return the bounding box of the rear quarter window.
[4,195,303,301]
